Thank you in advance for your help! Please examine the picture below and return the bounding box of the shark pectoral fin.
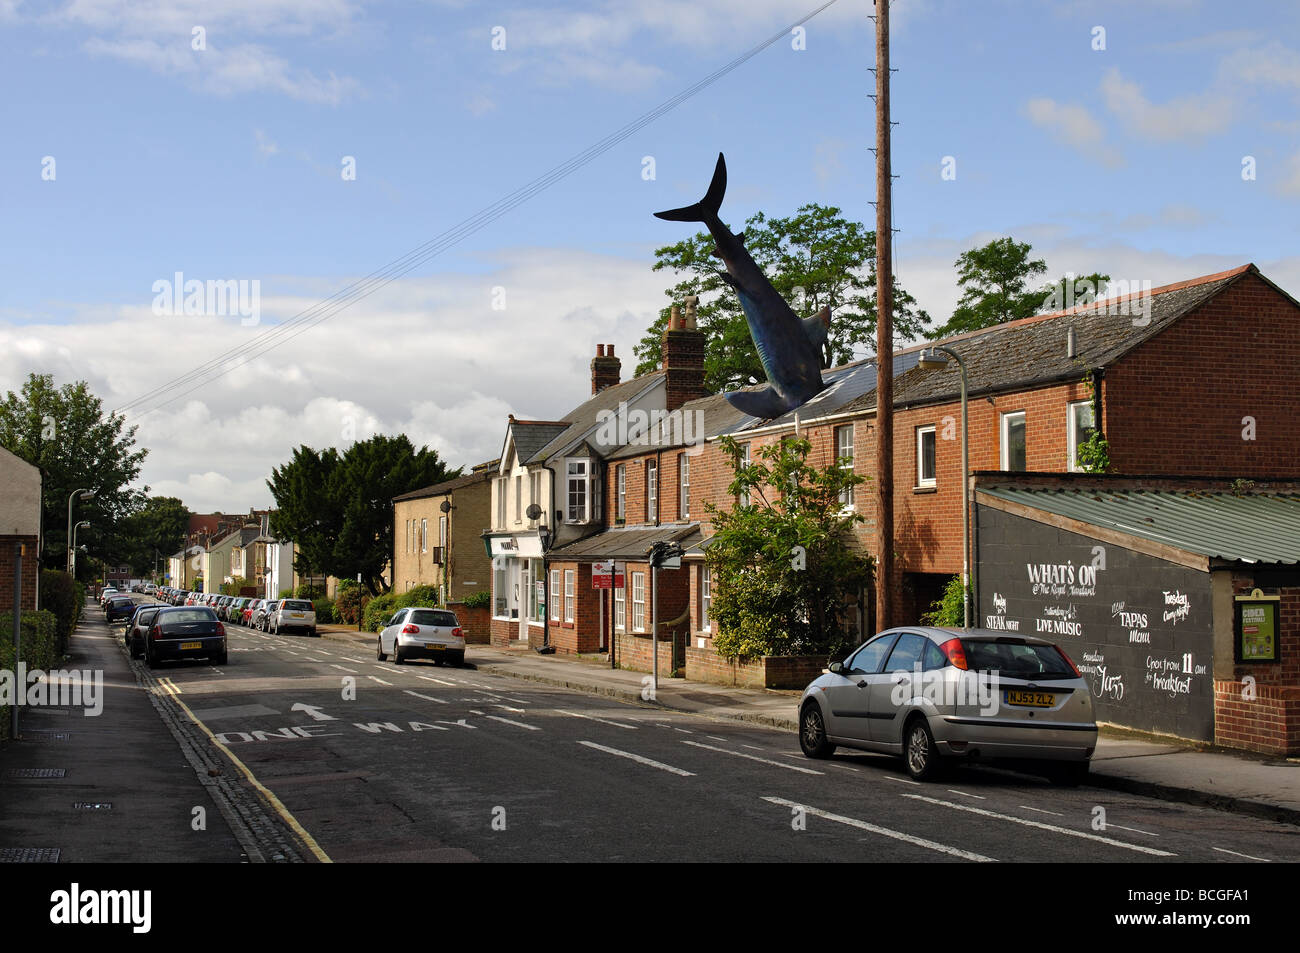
[724,386,792,421]
[801,306,831,349]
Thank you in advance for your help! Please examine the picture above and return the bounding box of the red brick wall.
[489,617,519,648]
[447,602,490,644]
[684,645,827,689]
[1214,680,1300,755]
[1229,582,1300,688]
[1105,273,1300,476]
[614,630,679,675]
[0,536,39,613]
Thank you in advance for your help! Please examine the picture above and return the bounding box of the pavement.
[317,623,1300,827]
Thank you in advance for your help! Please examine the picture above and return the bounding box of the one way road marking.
[290,703,336,722]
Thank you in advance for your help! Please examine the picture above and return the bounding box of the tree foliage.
[116,496,191,575]
[635,204,931,391]
[704,435,872,661]
[929,236,1109,338]
[267,435,457,595]
[0,373,147,573]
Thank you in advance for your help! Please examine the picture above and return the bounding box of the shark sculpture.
[655,152,830,420]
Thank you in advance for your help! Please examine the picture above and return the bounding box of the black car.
[105,595,136,624]
[126,605,164,660]
[145,606,227,668]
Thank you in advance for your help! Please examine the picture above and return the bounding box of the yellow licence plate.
[1005,690,1055,708]
[179,641,203,650]
[426,643,444,650]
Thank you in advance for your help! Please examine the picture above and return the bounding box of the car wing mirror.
[828,661,844,675]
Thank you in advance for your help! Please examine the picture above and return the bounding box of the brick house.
[0,446,42,613]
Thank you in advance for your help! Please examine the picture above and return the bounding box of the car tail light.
[452,627,463,639]
[401,624,420,634]
[216,622,225,637]
[149,625,160,641]
[938,638,969,670]
[1055,646,1082,678]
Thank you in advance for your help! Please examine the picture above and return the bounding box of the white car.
[377,607,465,666]
[270,598,317,636]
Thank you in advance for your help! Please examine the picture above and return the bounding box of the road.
[112,596,1300,863]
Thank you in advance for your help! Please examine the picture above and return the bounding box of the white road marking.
[682,740,824,776]
[493,704,526,713]
[470,709,485,716]
[1020,805,1064,817]
[290,703,336,722]
[900,794,1175,857]
[741,744,764,751]
[763,797,995,862]
[578,741,695,777]
[404,690,448,705]
[1107,823,1158,837]
[883,776,920,785]
[368,676,392,686]
[416,675,458,687]
[947,789,986,800]
[486,715,539,731]
[706,736,728,743]
[499,696,530,705]
[1212,847,1270,862]
[673,728,692,734]
[557,709,636,730]
[329,664,357,673]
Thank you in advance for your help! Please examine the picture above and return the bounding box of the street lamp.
[66,488,95,574]
[71,521,90,578]
[918,346,971,628]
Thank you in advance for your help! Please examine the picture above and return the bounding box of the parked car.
[126,605,165,659]
[377,607,465,666]
[797,627,1096,784]
[105,594,137,625]
[144,606,227,668]
[99,587,120,609]
[253,600,278,631]
[269,599,317,636]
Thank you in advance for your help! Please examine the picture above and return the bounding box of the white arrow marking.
[290,703,336,722]
[435,719,477,729]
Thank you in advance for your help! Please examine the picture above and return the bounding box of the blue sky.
[2,0,1298,511]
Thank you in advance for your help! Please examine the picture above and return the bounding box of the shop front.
[486,533,546,647]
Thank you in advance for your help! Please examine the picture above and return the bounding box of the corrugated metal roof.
[549,523,701,560]
[979,486,1300,564]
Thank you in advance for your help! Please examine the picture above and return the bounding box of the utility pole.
[873,0,895,632]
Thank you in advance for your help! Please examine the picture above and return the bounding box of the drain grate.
[0,848,61,863]
[72,802,112,811]
[6,768,67,779]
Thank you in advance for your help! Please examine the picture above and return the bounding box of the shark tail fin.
[724,386,791,421]
[653,153,726,223]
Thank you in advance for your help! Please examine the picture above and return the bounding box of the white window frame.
[564,569,575,623]
[497,477,507,528]
[439,514,448,548]
[614,582,626,631]
[1068,400,1096,472]
[700,565,711,632]
[835,424,855,510]
[917,425,936,488]
[528,471,541,527]
[679,453,690,520]
[616,464,626,521]
[550,569,561,622]
[567,459,590,523]
[493,559,511,619]
[738,444,751,507]
[646,461,658,522]
[1000,411,1027,472]
[515,475,523,524]
[421,518,428,553]
[631,571,646,632]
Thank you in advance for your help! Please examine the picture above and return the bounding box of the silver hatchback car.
[798,627,1096,784]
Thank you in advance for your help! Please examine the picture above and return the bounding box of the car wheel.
[376,637,387,662]
[215,652,228,666]
[392,642,404,665]
[450,651,465,667]
[310,629,318,638]
[904,716,944,781]
[146,648,158,669]
[799,702,836,759]
[1048,760,1089,787]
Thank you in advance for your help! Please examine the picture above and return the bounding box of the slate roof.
[527,371,666,463]
[842,264,1260,413]
[548,522,702,560]
[509,419,569,465]
[978,484,1300,566]
[393,462,495,502]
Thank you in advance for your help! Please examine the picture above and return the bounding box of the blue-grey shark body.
[654,152,830,420]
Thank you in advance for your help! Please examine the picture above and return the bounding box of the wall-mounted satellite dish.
[439,500,452,513]
[525,503,543,521]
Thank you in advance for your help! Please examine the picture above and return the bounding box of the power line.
[116,0,841,421]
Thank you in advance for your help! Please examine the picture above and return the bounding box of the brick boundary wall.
[614,630,679,674]
[1214,680,1300,756]
[685,646,828,690]
[0,536,39,613]
[447,603,490,644]
[489,617,518,648]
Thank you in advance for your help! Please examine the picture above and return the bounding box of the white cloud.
[1098,67,1235,142]
[1024,97,1124,168]
[254,129,279,156]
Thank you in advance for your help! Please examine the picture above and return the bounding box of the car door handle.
[856,680,868,689]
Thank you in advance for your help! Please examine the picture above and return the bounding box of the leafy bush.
[920,574,968,626]
[335,584,365,625]
[279,588,294,598]
[40,570,83,653]
[312,598,337,624]
[396,584,440,610]
[462,590,491,610]
[362,592,398,632]
[0,610,61,739]
[295,584,325,601]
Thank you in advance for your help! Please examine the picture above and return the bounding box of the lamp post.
[66,488,95,574]
[71,521,89,579]
[918,345,971,628]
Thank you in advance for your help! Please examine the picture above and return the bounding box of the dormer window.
[567,458,591,523]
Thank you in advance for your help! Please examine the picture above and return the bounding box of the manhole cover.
[72,802,112,811]
[6,768,67,779]
[0,848,61,863]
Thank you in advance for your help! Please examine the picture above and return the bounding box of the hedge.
[0,610,62,740]
[40,570,84,653]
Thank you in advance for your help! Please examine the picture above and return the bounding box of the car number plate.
[1005,690,1055,707]
[291,612,303,618]
[426,643,444,650]
[179,641,203,650]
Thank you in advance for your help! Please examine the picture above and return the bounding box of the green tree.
[705,435,872,661]
[267,445,342,585]
[635,204,931,391]
[116,496,191,576]
[930,236,1109,338]
[0,374,147,573]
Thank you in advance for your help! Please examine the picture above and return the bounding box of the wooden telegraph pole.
[873,0,895,632]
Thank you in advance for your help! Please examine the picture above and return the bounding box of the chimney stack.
[662,303,708,411]
[591,343,621,395]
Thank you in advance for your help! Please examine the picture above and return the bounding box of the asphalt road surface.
[111,596,1300,864]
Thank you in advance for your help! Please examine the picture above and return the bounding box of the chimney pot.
[596,344,605,357]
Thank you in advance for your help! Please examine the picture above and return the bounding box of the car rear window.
[962,639,1076,679]
[408,609,458,627]
[282,600,314,611]
[161,609,217,623]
